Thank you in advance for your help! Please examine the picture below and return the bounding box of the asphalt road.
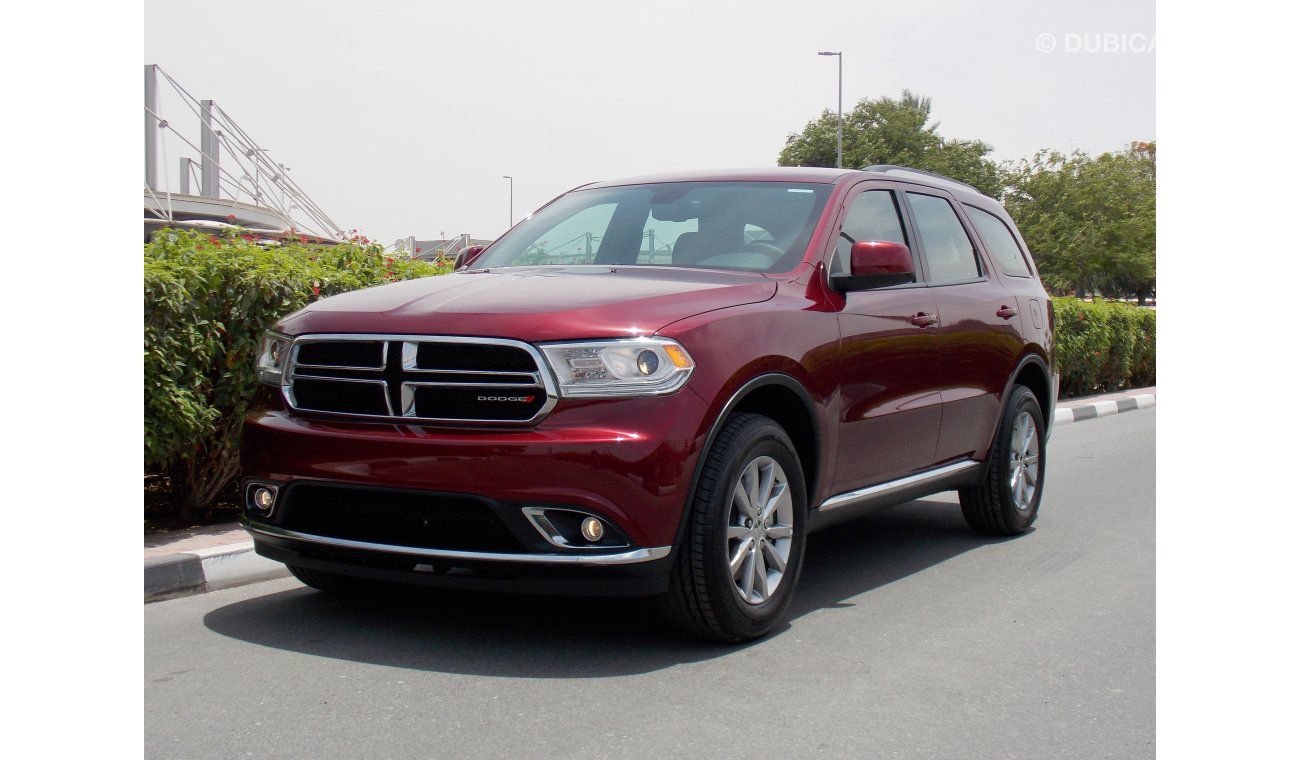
[145,409,1155,759]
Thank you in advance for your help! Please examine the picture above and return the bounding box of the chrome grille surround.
[280,334,559,426]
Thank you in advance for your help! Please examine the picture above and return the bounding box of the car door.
[899,188,1024,463]
[829,181,943,492]
[963,201,1048,352]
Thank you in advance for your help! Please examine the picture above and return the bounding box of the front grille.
[415,343,538,372]
[277,483,525,553]
[296,340,385,368]
[411,386,546,420]
[283,335,554,424]
[292,378,390,416]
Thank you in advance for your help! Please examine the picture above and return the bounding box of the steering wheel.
[743,241,785,257]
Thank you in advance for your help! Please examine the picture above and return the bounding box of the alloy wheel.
[1009,411,1040,511]
[726,455,795,604]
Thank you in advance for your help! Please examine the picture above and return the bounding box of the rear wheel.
[959,385,1046,535]
[661,414,807,642]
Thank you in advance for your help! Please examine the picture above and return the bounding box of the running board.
[809,460,980,532]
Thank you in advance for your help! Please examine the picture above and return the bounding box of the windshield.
[472,181,833,273]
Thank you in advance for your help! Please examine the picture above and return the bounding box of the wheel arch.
[978,352,1053,476]
[672,373,820,552]
[1006,352,1054,430]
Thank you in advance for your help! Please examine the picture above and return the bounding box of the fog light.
[580,516,605,542]
[250,486,276,515]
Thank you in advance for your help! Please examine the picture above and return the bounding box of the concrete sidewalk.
[143,386,1156,602]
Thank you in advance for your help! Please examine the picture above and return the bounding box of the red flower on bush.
[208,235,221,245]
[312,286,320,296]
[225,214,236,222]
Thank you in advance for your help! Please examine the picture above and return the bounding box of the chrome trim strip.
[401,381,543,388]
[818,460,980,512]
[293,363,384,371]
[401,368,542,382]
[290,376,389,385]
[521,507,571,548]
[242,519,670,566]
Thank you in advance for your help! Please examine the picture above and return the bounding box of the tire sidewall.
[998,387,1046,532]
[699,418,808,635]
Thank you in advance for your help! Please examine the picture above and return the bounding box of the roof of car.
[580,167,854,189]
[578,166,994,203]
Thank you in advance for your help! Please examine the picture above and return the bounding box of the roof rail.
[860,164,984,195]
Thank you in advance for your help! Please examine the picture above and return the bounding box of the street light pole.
[502,175,513,229]
[818,51,843,169]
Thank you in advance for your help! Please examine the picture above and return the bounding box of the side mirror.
[850,241,913,276]
[831,240,916,291]
[455,245,486,270]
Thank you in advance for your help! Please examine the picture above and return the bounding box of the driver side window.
[833,190,907,275]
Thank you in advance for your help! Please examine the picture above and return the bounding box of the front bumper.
[240,391,709,592]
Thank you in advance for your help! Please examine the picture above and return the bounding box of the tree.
[778,90,1002,197]
[1002,142,1156,302]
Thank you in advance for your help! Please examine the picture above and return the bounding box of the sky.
[143,0,1155,246]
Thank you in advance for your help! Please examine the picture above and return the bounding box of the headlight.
[540,338,695,397]
[256,332,292,386]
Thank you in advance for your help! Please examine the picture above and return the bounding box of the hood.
[278,266,778,341]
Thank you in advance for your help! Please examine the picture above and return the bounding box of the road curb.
[1054,393,1155,427]
[144,540,288,602]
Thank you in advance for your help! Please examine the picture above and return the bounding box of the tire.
[660,413,808,643]
[959,385,1046,535]
[287,564,378,594]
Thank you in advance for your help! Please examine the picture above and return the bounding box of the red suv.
[243,166,1055,642]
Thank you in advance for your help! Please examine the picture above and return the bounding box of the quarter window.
[965,205,1032,277]
[907,193,980,284]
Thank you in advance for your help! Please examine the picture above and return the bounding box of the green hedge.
[145,229,450,518]
[1053,297,1156,397]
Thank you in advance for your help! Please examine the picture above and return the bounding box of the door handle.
[911,312,939,328]
[995,305,1018,319]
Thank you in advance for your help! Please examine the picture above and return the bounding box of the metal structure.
[818,51,843,169]
[143,64,344,241]
[502,175,513,229]
[394,233,492,262]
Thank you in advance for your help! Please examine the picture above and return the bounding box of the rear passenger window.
[907,193,981,284]
[832,190,907,275]
[966,205,1031,277]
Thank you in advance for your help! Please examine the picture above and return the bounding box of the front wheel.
[959,385,1046,535]
[660,413,807,642]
